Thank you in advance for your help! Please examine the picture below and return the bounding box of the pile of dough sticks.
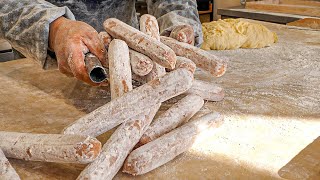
[0,15,227,180]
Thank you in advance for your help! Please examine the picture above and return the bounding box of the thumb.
[83,31,107,67]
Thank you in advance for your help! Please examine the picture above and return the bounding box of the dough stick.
[146,62,166,82]
[174,56,197,74]
[132,74,224,102]
[108,39,132,99]
[104,18,176,69]
[129,50,153,76]
[131,75,223,102]
[139,14,160,41]
[160,36,227,77]
[185,79,225,102]
[134,12,174,147]
[123,112,224,175]
[0,148,20,180]
[0,131,101,164]
[139,94,204,145]
[140,14,167,82]
[77,105,160,180]
[63,68,193,137]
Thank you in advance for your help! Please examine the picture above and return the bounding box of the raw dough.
[201,19,278,50]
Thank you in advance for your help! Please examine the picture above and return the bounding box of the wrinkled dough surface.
[201,19,278,50]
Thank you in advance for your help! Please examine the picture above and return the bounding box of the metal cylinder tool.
[84,53,108,83]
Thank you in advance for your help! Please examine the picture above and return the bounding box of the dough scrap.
[201,19,278,50]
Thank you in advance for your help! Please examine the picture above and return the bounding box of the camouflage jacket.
[0,0,203,69]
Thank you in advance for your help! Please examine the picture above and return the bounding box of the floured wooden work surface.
[0,20,319,179]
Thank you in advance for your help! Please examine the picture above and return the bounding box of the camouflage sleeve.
[0,0,75,69]
[146,0,203,47]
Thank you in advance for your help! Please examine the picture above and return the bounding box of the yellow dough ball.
[201,19,278,50]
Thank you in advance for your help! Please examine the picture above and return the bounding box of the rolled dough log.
[139,94,204,145]
[0,131,101,164]
[77,105,160,180]
[129,50,154,76]
[104,18,176,69]
[185,79,225,102]
[108,39,132,99]
[140,14,167,82]
[123,112,224,175]
[175,56,197,74]
[161,36,227,77]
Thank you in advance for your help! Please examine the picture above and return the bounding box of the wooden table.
[0,20,319,179]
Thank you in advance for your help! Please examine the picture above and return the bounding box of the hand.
[169,24,195,46]
[49,17,107,86]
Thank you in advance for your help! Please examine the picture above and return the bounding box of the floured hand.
[49,17,107,86]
